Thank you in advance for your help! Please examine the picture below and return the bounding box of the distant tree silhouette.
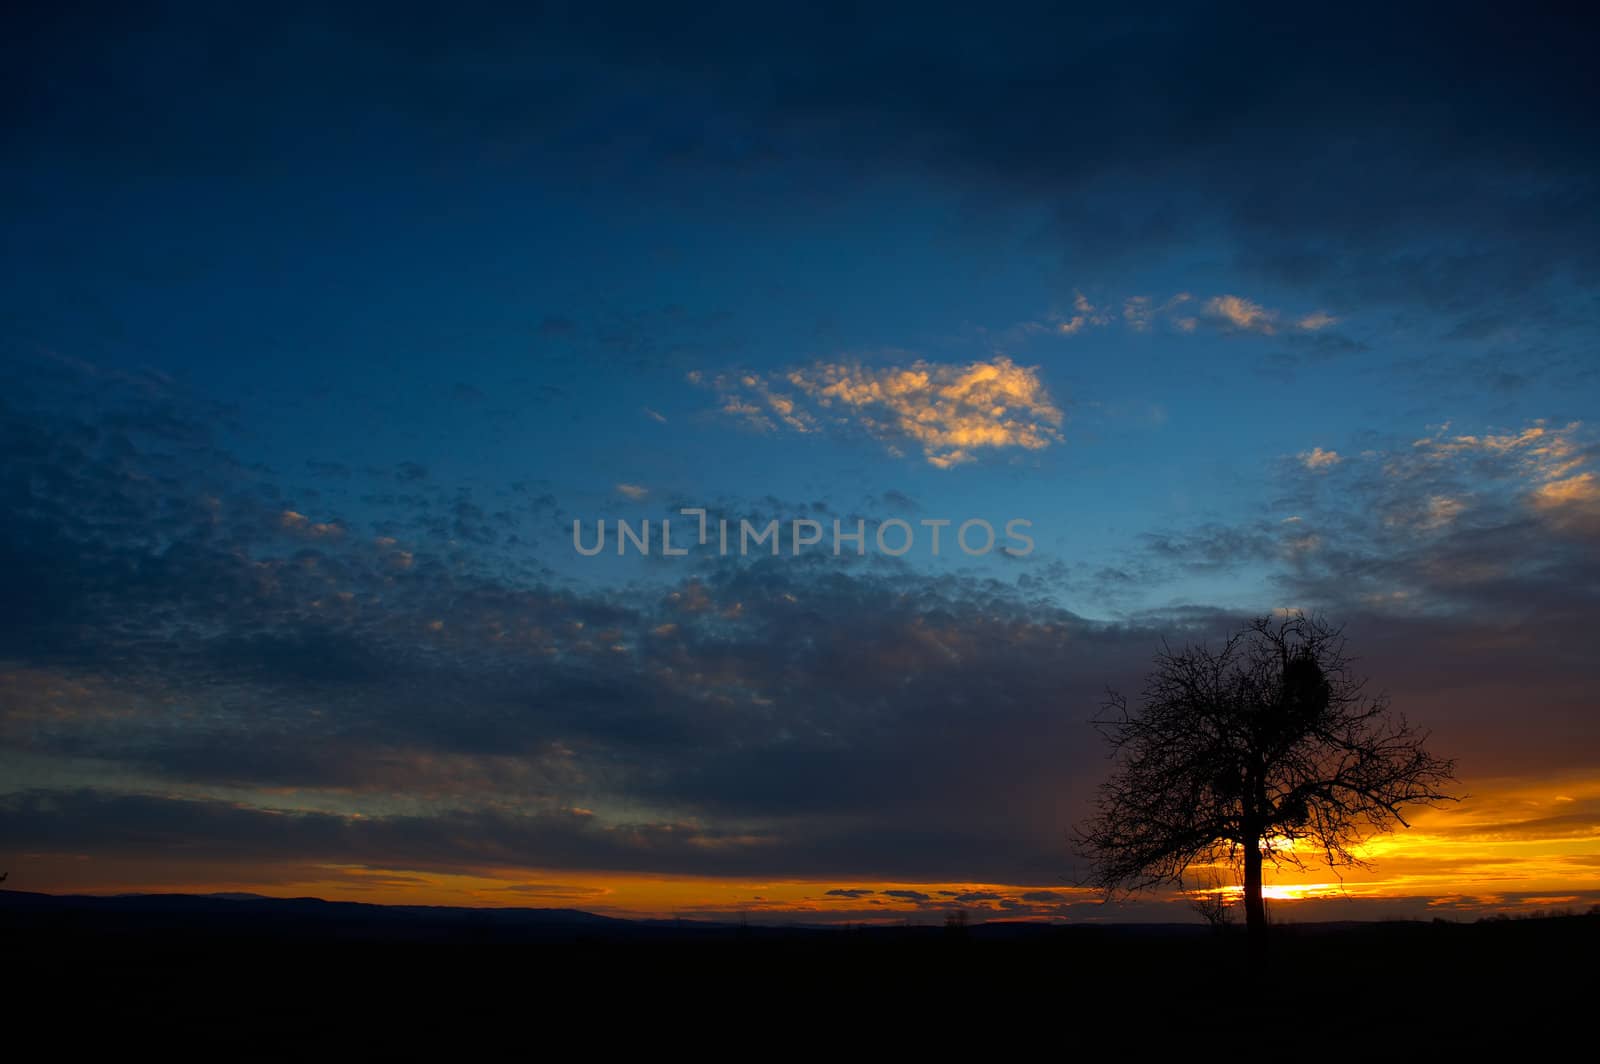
[1185,868,1237,931]
[1075,613,1457,957]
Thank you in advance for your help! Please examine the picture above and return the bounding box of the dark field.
[7,891,1594,1045]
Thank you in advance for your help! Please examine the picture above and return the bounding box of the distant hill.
[0,887,1085,942]
[7,888,1591,946]
[2,888,619,920]
[0,888,643,943]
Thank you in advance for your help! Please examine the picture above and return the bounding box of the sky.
[2,2,1597,923]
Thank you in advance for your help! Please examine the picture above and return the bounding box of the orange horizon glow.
[9,771,1597,923]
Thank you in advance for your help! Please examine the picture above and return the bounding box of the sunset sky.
[2,3,1597,923]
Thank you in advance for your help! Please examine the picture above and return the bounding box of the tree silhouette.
[1184,868,1238,932]
[1075,613,1458,955]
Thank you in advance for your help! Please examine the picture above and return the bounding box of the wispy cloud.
[700,356,1064,468]
[1205,296,1340,336]
[1420,494,1466,530]
[1299,447,1343,471]
[1532,471,1599,516]
[1270,418,1600,612]
[1002,291,1340,343]
[1206,294,1278,334]
[1092,418,1600,621]
[1056,290,1112,335]
[1429,419,1586,493]
[1396,420,1597,536]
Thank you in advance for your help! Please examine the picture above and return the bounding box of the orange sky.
[14,770,1596,924]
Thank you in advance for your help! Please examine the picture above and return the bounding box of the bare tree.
[1074,613,1458,956]
[1185,868,1238,931]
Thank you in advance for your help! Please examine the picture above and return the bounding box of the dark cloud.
[0,352,1180,881]
[1140,523,1281,574]
[10,4,1594,342]
[871,489,920,514]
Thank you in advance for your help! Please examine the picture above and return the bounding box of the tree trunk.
[1243,837,1267,962]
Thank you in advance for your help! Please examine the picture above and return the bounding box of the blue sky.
[2,2,1597,919]
[12,148,1584,607]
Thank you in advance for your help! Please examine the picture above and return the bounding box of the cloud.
[1123,297,1153,331]
[1396,420,1598,538]
[1004,292,1351,349]
[874,489,920,513]
[1531,472,1600,510]
[13,5,1596,356]
[1409,422,1579,465]
[1530,472,1600,537]
[701,371,819,436]
[1198,295,1336,337]
[1056,291,1113,335]
[1259,419,1600,621]
[616,483,650,500]
[3,357,1597,899]
[1299,447,1343,471]
[0,365,1160,883]
[1409,495,1467,531]
[1082,415,1600,659]
[703,356,1064,468]
[0,358,1123,882]
[1206,295,1277,334]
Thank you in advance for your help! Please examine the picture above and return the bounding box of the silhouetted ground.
[6,891,1592,1047]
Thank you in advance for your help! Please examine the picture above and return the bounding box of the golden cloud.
[1056,290,1111,335]
[1206,294,1277,333]
[279,509,343,538]
[1299,446,1343,471]
[1533,471,1599,508]
[1406,419,1597,535]
[703,356,1064,467]
[1531,472,1600,536]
